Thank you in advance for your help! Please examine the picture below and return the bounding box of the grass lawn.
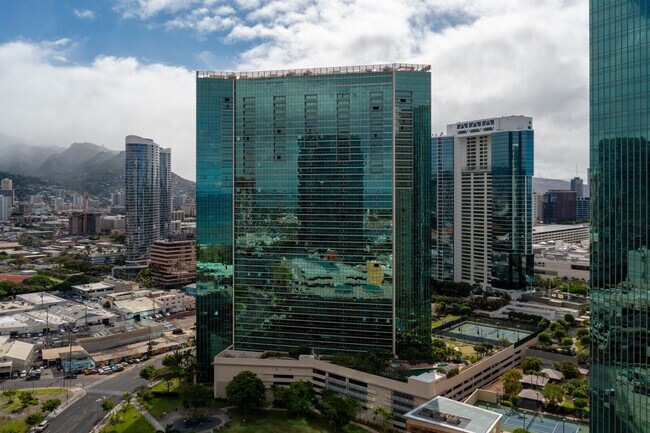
[141,394,184,418]
[151,379,182,393]
[431,315,460,329]
[0,418,27,433]
[100,404,155,433]
[31,388,65,395]
[220,409,368,433]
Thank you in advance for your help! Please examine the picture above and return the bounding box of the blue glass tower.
[431,136,455,281]
[196,64,431,374]
[590,1,650,431]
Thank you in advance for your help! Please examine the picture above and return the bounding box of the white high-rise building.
[446,115,534,290]
[1,178,12,190]
[0,196,10,221]
[125,135,171,261]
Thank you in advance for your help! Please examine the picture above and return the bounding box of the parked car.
[20,370,27,378]
[64,373,77,379]
[35,419,49,432]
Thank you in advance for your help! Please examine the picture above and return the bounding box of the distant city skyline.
[0,0,588,181]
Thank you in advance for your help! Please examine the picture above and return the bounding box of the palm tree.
[156,424,181,433]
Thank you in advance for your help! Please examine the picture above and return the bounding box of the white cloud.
[221,0,589,179]
[0,40,196,179]
[73,9,96,20]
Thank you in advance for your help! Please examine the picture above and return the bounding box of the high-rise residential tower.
[434,116,533,291]
[159,147,172,240]
[1,178,12,190]
[590,1,650,432]
[125,135,160,262]
[196,64,431,376]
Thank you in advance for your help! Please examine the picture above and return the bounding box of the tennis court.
[474,403,589,433]
[443,321,532,344]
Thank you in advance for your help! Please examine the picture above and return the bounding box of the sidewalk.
[133,399,165,431]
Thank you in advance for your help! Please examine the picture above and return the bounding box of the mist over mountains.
[0,140,195,198]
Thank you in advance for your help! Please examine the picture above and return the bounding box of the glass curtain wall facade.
[590,1,650,431]
[125,135,160,261]
[431,136,455,281]
[159,148,172,240]
[490,130,534,290]
[196,65,431,372]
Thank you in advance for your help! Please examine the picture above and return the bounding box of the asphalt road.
[0,359,159,433]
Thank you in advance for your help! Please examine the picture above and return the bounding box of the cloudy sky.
[0,0,588,181]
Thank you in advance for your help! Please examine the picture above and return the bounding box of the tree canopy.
[226,370,266,412]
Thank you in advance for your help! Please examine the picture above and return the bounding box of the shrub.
[577,328,589,338]
[538,332,552,344]
[572,389,587,399]
[561,337,574,347]
[446,368,460,378]
[574,398,588,408]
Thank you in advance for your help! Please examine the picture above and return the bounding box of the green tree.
[446,368,460,378]
[2,388,17,402]
[154,366,177,392]
[25,412,45,428]
[554,360,581,379]
[226,370,266,412]
[109,412,124,432]
[561,337,574,347]
[121,392,133,409]
[139,365,157,382]
[538,332,552,344]
[272,381,314,417]
[501,369,523,399]
[317,391,361,432]
[564,313,576,326]
[521,357,542,373]
[18,390,35,408]
[373,407,395,433]
[42,398,61,412]
[162,350,197,383]
[0,280,20,297]
[180,383,214,418]
[577,327,589,338]
[9,257,29,269]
[137,267,153,288]
[513,429,532,433]
[541,383,564,407]
[101,399,115,412]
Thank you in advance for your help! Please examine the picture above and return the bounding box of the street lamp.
[562,418,566,433]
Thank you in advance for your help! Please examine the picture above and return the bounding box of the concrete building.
[100,215,126,231]
[16,292,67,309]
[112,297,162,320]
[404,397,502,433]
[214,335,536,431]
[0,196,10,221]
[149,239,196,289]
[71,282,115,299]
[0,189,14,209]
[149,289,184,313]
[0,336,35,375]
[0,178,12,190]
[532,224,589,244]
[173,195,185,210]
[532,191,544,225]
[443,116,534,290]
[60,348,95,372]
[69,213,102,235]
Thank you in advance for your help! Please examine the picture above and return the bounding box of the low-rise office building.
[149,290,184,314]
[532,224,589,244]
[404,396,502,433]
[149,240,196,289]
[112,297,162,320]
[71,282,115,299]
[61,348,95,372]
[214,335,536,431]
[0,335,35,376]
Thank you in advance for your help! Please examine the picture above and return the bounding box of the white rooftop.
[405,396,501,433]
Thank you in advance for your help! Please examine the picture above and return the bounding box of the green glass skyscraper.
[196,64,432,375]
[590,1,650,432]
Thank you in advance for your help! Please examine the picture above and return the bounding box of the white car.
[35,419,49,432]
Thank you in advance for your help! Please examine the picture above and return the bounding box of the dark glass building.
[431,136,455,281]
[543,190,577,223]
[590,1,650,432]
[196,64,432,375]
